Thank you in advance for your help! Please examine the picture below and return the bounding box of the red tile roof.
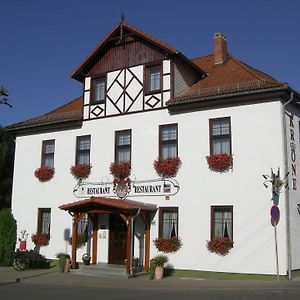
[167,54,287,104]
[59,196,157,213]
[7,96,83,131]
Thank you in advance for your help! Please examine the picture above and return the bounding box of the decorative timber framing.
[59,197,157,274]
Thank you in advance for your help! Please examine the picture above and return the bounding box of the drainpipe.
[282,92,294,280]
[130,208,141,274]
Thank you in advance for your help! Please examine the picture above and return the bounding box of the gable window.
[41,140,55,168]
[159,207,178,238]
[37,208,51,235]
[159,124,178,160]
[91,76,106,103]
[146,64,162,94]
[211,206,233,241]
[115,130,131,163]
[76,135,91,165]
[209,117,231,155]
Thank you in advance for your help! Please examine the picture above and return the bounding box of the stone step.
[72,263,128,277]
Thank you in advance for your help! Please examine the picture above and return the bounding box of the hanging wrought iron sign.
[73,178,180,199]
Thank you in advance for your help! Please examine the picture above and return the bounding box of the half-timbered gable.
[72,22,204,120]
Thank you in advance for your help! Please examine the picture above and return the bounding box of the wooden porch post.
[144,214,151,272]
[126,216,132,274]
[92,214,98,264]
[71,214,78,269]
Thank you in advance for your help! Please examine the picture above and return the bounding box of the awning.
[59,196,157,214]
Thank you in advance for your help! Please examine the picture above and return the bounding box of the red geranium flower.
[110,161,131,180]
[31,233,50,247]
[153,157,182,178]
[206,154,232,172]
[34,166,55,182]
[153,237,182,254]
[207,237,233,256]
[70,164,91,180]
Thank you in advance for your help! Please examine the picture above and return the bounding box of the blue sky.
[0,0,299,126]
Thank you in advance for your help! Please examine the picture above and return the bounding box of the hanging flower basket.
[153,237,182,254]
[153,157,182,178]
[34,166,55,182]
[109,161,131,180]
[207,237,233,256]
[206,154,232,172]
[70,164,92,180]
[68,233,88,249]
[31,233,50,247]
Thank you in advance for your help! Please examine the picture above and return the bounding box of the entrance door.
[109,214,127,264]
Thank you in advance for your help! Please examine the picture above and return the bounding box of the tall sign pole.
[271,205,280,283]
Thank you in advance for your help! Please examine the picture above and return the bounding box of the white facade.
[10,22,300,276]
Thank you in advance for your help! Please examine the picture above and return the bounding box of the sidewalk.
[0,267,299,290]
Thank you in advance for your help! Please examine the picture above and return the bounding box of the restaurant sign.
[73,178,180,199]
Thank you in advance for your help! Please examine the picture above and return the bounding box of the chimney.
[214,32,228,65]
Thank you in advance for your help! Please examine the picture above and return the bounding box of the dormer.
[71,21,205,120]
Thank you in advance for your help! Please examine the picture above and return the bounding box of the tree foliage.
[0,127,14,209]
[0,87,12,108]
[0,208,17,266]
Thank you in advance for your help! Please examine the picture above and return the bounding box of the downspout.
[282,92,294,280]
[130,208,141,274]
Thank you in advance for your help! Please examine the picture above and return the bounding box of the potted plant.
[152,255,168,280]
[207,237,234,256]
[153,157,182,178]
[153,236,182,254]
[109,161,131,180]
[70,164,92,180]
[206,153,233,173]
[31,233,50,247]
[34,166,55,182]
[56,253,70,272]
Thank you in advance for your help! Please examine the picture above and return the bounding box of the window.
[159,207,178,238]
[115,130,131,163]
[91,76,106,103]
[41,140,55,168]
[159,124,178,160]
[211,206,233,241]
[209,117,231,155]
[76,135,91,165]
[37,208,51,235]
[146,64,161,93]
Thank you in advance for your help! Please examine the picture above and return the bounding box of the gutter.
[282,92,294,280]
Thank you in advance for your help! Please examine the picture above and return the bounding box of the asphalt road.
[1,281,300,300]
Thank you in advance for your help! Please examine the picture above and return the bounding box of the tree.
[0,208,17,266]
[0,87,12,108]
[0,127,14,209]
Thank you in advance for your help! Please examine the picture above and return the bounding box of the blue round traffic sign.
[270,205,280,223]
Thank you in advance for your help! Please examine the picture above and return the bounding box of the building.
[9,21,300,276]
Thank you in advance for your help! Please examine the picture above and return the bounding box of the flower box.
[109,161,131,179]
[153,157,182,178]
[31,233,50,247]
[34,166,55,182]
[70,164,91,180]
[207,237,233,256]
[153,236,182,254]
[206,153,232,172]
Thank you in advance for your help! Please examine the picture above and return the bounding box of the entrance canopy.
[59,196,157,215]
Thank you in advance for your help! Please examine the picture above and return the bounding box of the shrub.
[0,208,17,266]
[152,255,168,267]
[56,253,70,272]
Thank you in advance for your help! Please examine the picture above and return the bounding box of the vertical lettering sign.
[288,114,297,190]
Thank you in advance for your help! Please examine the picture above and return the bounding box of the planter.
[153,237,182,254]
[70,164,91,180]
[82,253,91,265]
[153,157,182,178]
[109,161,131,179]
[207,237,233,256]
[206,154,232,173]
[154,266,164,280]
[31,233,50,247]
[34,166,54,182]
